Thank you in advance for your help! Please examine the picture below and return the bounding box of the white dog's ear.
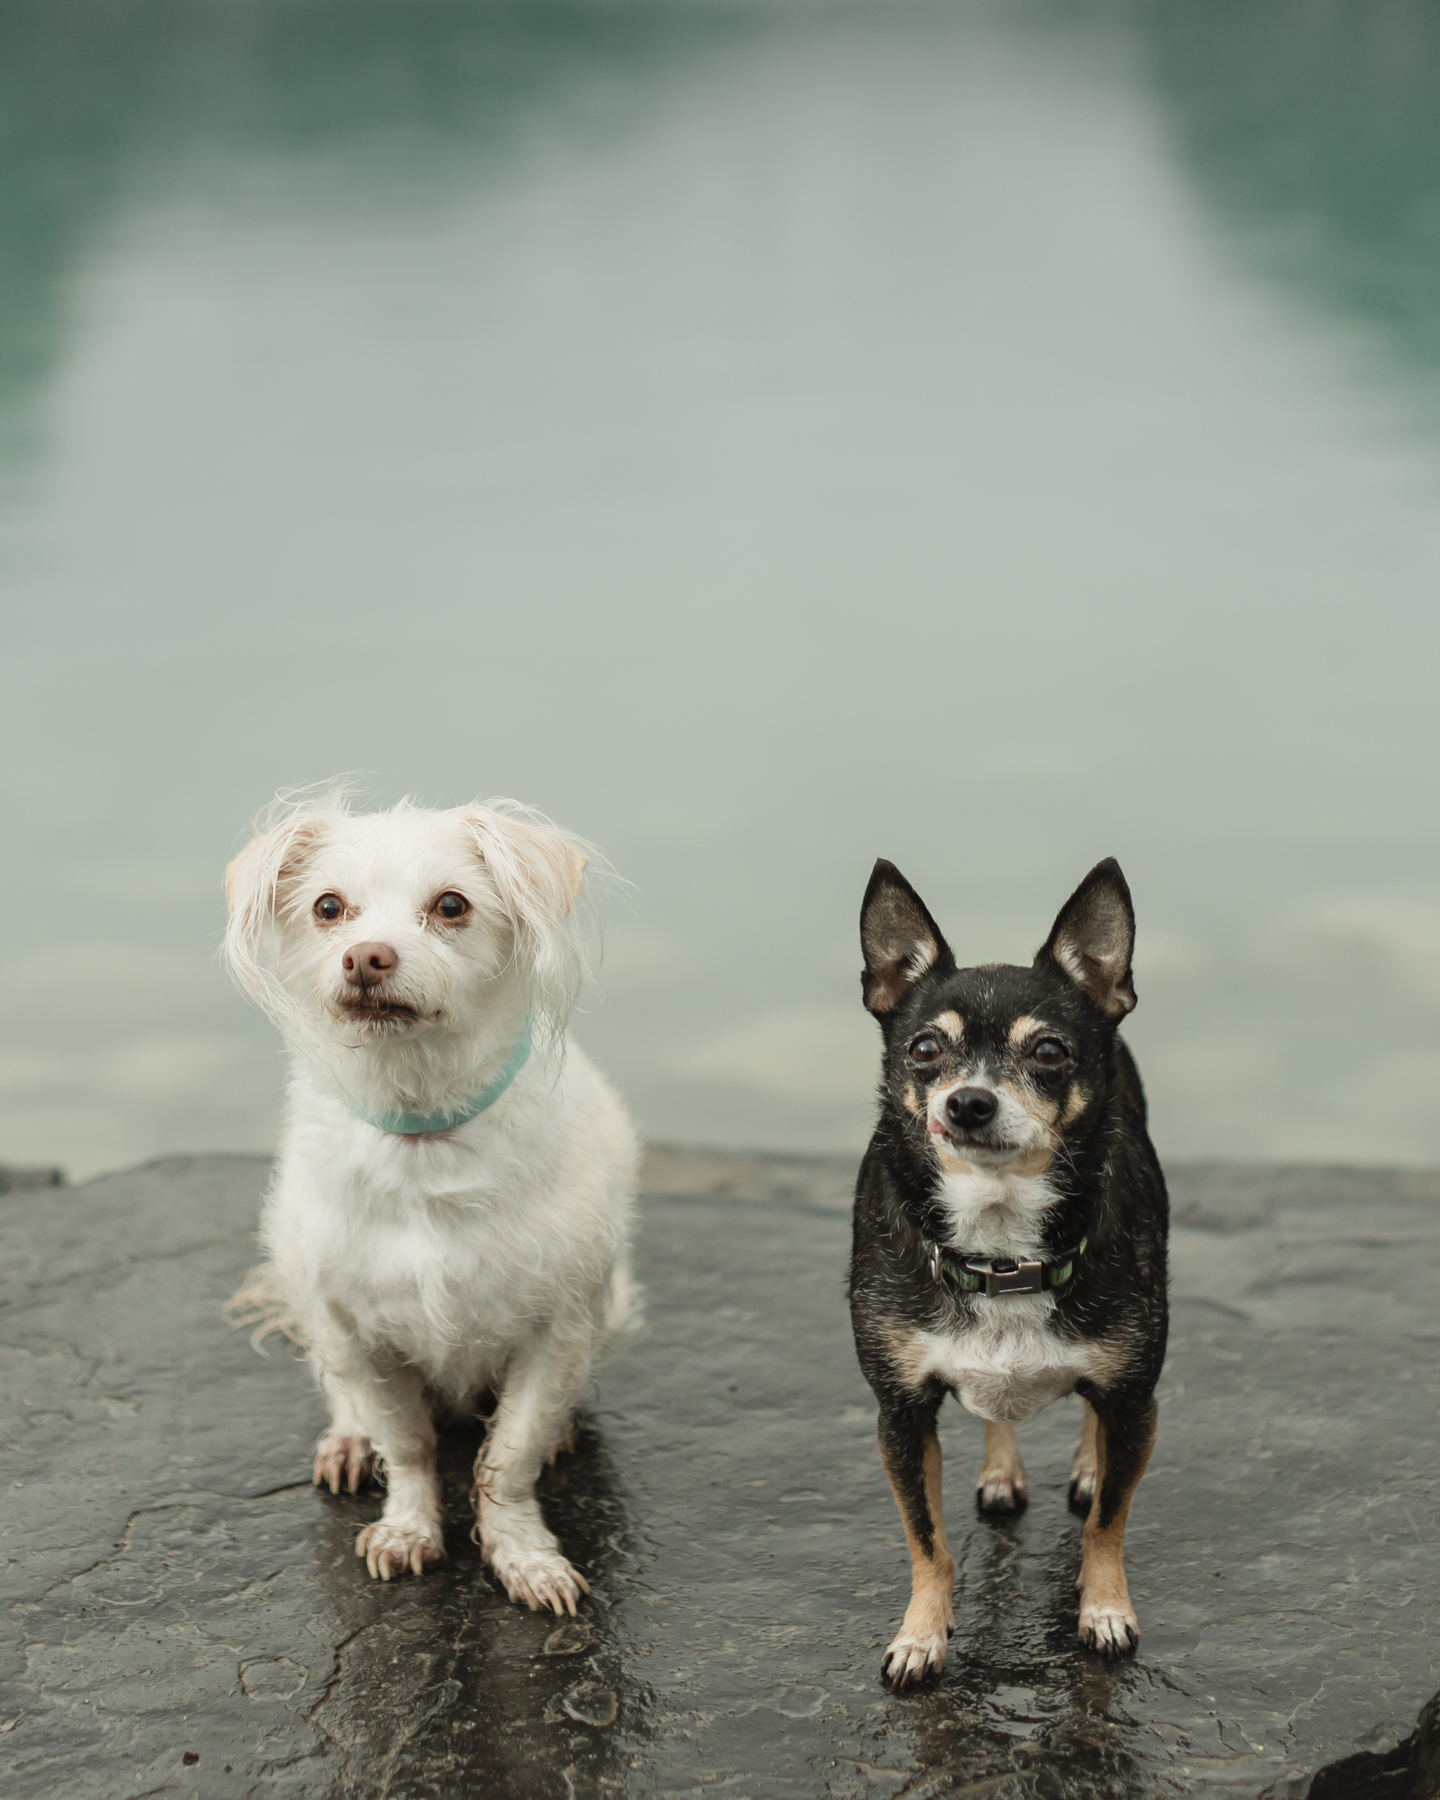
[483,814,588,915]
[463,805,591,1037]
[225,817,324,923]
[223,814,328,1018]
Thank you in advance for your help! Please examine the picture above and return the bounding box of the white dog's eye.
[433,892,470,922]
[313,893,344,923]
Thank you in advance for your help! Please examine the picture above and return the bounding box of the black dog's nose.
[945,1086,998,1133]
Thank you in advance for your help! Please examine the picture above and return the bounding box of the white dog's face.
[226,800,588,1052]
[278,812,512,1042]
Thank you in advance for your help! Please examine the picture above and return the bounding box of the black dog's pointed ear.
[860,860,952,1016]
[1037,858,1136,1018]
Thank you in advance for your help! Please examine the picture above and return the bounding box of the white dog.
[224,791,638,1615]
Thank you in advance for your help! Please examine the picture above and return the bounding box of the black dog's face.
[860,858,1138,1178]
[884,963,1112,1175]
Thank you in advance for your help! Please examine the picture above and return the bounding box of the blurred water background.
[3,0,1439,1178]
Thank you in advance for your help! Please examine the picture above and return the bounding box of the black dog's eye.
[909,1034,942,1065]
[1032,1037,1068,1068]
[313,894,343,923]
[434,892,470,921]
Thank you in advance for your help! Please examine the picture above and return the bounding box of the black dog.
[850,858,1168,1686]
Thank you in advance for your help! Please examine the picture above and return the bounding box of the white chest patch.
[932,1165,1058,1259]
[913,1164,1100,1422]
[906,1300,1099,1423]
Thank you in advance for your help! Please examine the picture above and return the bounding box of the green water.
[3,0,1439,1175]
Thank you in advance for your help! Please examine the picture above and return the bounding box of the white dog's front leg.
[476,1331,592,1615]
[315,1333,444,1580]
[314,1380,375,1496]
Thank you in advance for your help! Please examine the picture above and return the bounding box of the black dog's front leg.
[1075,1385,1158,1657]
[876,1394,954,1688]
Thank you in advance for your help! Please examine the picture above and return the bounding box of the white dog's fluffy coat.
[225,793,638,1614]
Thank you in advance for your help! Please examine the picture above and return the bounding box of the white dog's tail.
[223,1263,308,1355]
[601,1247,645,1349]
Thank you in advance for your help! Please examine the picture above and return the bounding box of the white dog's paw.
[881,1626,948,1690]
[1078,1600,1138,1659]
[487,1541,590,1616]
[355,1513,444,1580]
[1068,1464,1097,1512]
[315,1430,375,1496]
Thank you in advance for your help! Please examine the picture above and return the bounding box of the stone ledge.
[0,1151,1436,1799]
[641,1139,856,1210]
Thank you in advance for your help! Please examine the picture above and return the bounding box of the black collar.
[919,1234,1088,1299]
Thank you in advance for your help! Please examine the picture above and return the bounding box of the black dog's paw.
[1078,1603,1138,1659]
[881,1629,948,1689]
[976,1472,1028,1516]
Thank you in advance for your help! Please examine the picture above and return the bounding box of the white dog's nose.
[342,942,398,989]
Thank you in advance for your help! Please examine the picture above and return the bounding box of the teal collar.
[345,1022,532,1137]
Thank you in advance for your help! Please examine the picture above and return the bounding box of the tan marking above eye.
[931,1010,963,1040]
[1007,1015,1043,1046]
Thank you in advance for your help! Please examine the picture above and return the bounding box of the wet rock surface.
[1,1151,1437,1798]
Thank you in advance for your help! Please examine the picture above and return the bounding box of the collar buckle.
[922,1235,1086,1300]
[980,1257,1045,1297]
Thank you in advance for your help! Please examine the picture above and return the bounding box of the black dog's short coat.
[850,858,1168,1686]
